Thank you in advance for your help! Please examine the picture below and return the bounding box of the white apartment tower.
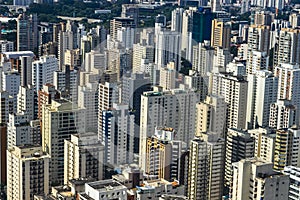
[7,145,50,200]
[246,50,269,74]
[171,8,184,32]
[195,94,227,138]
[98,81,119,141]
[58,30,74,69]
[2,71,21,111]
[275,63,300,108]
[102,104,134,165]
[274,28,300,66]
[159,62,176,91]
[139,88,200,170]
[132,43,154,73]
[64,132,104,185]
[7,113,30,150]
[248,128,276,163]
[211,73,248,129]
[246,70,278,129]
[17,85,37,120]
[187,134,225,200]
[283,166,300,200]
[269,100,298,129]
[78,83,98,132]
[192,41,214,76]
[231,158,289,200]
[32,55,58,92]
[155,31,181,70]
[41,99,85,185]
[247,25,270,55]
[144,127,184,181]
[0,91,13,124]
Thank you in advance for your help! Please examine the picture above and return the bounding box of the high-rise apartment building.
[273,128,300,171]
[283,166,300,199]
[171,8,184,32]
[98,81,119,141]
[121,73,151,152]
[64,132,104,185]
[184,70,209,101]
[159,62,176,91]
[144,127,184,182]
[275,63,300,108]
[155,31,181,70]
[187,134,225,200]
[132,43,154,73]
[0,91,13,124]
[247,25,270,55]
[53,65,78,102]
[7,113,30,150]
[274,28,300,66]
[42,99,85,185]
[17,85,37,120]
[2,71,21,111]
[0,40,14,53]
[195,95,227,138]
[246,50,269,74]
[231,158,289,200]
[211,19,231,51]
[7,145,50,200]
[192,41,214,76]
[110,17,136,40]
[17,13,38,52]
[58,30,74,69]
[139,87,200,170]
[269,100,298,129]
[246,70,278,129]
[225,128,255,188]
[248,128,276,163]
[289,13,300,28]
[102,104,134,165]
[37,84,60,119]
[32,55,59,92]
[211,73,248,129]
[78,83,98,133]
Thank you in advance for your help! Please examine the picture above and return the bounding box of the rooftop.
[87,179,126,191]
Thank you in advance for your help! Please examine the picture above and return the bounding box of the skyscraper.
[275,63,300,108]
[155,30,181,70]
[187,134,225,200]
[246,70,278,129]
[211,73,248,129]
[139,87,200,170]
[7,145,50,200]
[225,128,255,188]
[17,13,38,52]
[195,95,227,138]
[144,127,184,181]
[171,8,184,32]
[98,81,119,141]
[211,19,231,51]
[231,158,289,200]
[32,55,59,92]
[274,28,300,66]
[41,99,85,185]
[64,132,104,185]
[102,104,134,165]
